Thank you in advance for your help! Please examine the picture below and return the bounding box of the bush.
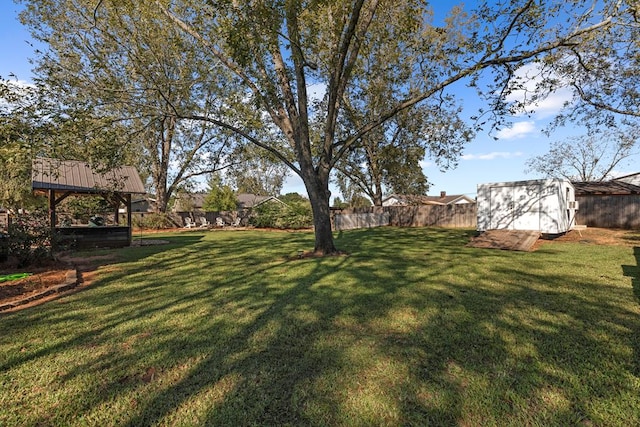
[281,201,313,229]
[132,213,177,230]
[6,210,54,267]
[250,201,313,229]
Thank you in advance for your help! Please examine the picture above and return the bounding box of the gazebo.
[32,157,146,248]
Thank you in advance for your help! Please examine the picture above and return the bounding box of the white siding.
[477,179,577,234]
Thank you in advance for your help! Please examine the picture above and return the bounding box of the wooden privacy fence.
[386,204,477,228]
[575,195,640,229]
[332,204,477,230]
[334,211,390,231]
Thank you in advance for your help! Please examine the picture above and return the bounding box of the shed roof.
[32,158,146,194]
[572,181,640,195]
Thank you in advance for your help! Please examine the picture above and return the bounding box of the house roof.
[237,193,287,208]
[237,193,270,208]
[173,193,287,212]
[32,158,145,194]
[572,181,640,195]
[173,193,207,211]
[383,193,475,206]
[422,194,475,205]
[612,172,640,181]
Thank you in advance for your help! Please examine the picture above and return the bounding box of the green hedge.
[250,201,312,229]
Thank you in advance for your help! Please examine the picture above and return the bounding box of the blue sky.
[2,2,637,199]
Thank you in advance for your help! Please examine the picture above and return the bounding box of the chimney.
[440,191,446,198]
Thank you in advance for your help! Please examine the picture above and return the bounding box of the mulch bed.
[0,259,74,307]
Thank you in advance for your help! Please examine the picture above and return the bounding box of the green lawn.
[1,227,639,426]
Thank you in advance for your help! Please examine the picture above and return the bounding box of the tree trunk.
[302,168,337,255]
[372,180,383,207]
[154,170,169,213]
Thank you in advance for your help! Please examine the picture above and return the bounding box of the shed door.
[512,183,541,230]
[489,186,514,229]
[489,184,541,230]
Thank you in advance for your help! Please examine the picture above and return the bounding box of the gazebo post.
[126,193,132,244]
[113,195,120,225]
[49,189,56,231]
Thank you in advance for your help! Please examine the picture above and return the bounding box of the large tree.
[0,80,40,208]
[334,105,471,206]
[331,4,471,206]
[545,0,640,127]
[525,129,639,182]
[226,145,290,196]
[22,0,636,253]
[157,0,636,254]
[0,78,134,208]
[20,1,247,213]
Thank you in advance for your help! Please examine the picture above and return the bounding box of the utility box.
[477,179,577,234]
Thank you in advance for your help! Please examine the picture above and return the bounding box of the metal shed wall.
[477,179,577,234]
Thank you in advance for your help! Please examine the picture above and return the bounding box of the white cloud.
[505,63,573,119]
[495,121,536,140]
[419,159,433,169]
[462,151,523,161]
[528,87,573,118]
[5,79,34,88]
[307,83,326,103]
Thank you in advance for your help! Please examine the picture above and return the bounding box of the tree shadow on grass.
[622,246,640,301]
[2,229,639,425]
[622,246,640,377]
[0,233,207,369]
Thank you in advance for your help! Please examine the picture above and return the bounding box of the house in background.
[382,191,475,206]
[118,196,157,223]
[173,192,287,213]
[172,193,207,213]
[572,180,640,229]
[477,179,578,234]
[173,192,288,227]
[613,172,640,187]
[236,193,287,210]
[131,197,157,214]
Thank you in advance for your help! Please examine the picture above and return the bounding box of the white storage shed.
[477,179,578,234]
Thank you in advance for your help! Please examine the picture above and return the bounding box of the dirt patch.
[0,254,117,311]
[534,227,640,250]
[0,262,72,306]
[468,230,541,251]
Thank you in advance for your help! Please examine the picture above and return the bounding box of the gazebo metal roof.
[32,157,145,195]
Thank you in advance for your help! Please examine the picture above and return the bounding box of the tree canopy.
[18,0,639,253]
[203,175,237,212]
[225,145,290,196]
[525,129,639,182]
[19,0,248,212]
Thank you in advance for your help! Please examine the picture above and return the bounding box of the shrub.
[281,201,313,229]
[250,202,282,228]
[132,213,177,230]
[250,201,313,229]
[6,210,54,267]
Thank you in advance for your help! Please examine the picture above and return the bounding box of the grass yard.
[1,227,639,426]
